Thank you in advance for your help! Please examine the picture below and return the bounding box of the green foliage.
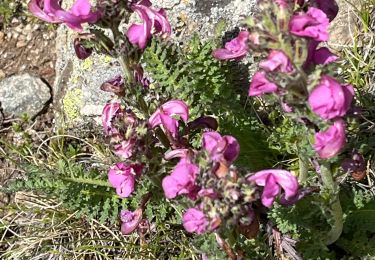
[0,0,28,28]
[3,160,125,224]
[143,36,276,170]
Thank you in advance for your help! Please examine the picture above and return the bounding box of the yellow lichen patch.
[81,58,94,71]
[62,88,83,124]
[102,55,113,64]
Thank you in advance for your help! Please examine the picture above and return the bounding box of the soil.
[0,18,57,206]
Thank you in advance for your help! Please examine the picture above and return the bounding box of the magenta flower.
[114,139,136,159]
[202,132,240,165]
[312,0,339,21]
[148,100,189,137]
[248,71,278,96]
[314,120,346,159]
[102,102,122,135]
[108,163,143,198]
[120,209,143,235]
[308,75,354,120]
[289,7,329,42]
[247,170,299,208]
[212,31,249,60]
[259,50,293,73]
[28,0,101,31]
[305,41,338,67]
[127,0,171,49]
[182,208,209,234]
[162,163,199,199]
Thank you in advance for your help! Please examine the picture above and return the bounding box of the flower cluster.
[213,0,353,160]
[146,100,300,235]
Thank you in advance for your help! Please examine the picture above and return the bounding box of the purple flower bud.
[212,31,249,60]
[108,163,143,198]
[28,0,101,32]
[248,71,278,96]
[182,208,209,234]
[308,75,354,120]
[148,100,189,138]
[312,0,339,21]
[313,120,346,159]
[100,75,125,95]
[188,116,218,131]
[247,169,299,208]
[120,209,143,235]
[289,7,329,42]
[305,41,338,68]
[73,38,93,60]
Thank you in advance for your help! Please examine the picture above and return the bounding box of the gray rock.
[0,74,51,118]
[53,0,256,127]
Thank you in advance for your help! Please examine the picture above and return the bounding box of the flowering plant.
[23,0,375,258]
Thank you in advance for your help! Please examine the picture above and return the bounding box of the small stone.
[16,40,27,48]
[0,74,51,118]
[24,24,32,32]
[0,70,5,80]
[12,32,19,40]
[32,24,40,31]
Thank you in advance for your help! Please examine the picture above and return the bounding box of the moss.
[62,88,83,124]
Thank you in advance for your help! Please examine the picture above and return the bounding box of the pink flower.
[148,100,189,137]
[28,0,101,31]
[314,120,346,159]
[162,163,199,199]
[114,139,136,159]
[305,41,338,67]
[102,102,122,135]
[212,31,249,60]
[289,7,329,42]
[182,208,209,234]
[247,170,299,208]
[127,0,171,49]
[120,209,143,235]
[248,71,278,96]
[164,149,195,164]
[259,50,293,73]
[308,75,354,120]
[202,132,240,165]
[108,163,143,198]
[312,0,339,21]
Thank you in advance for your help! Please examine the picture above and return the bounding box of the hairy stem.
[298,156,309,183]
[320,162,343,245]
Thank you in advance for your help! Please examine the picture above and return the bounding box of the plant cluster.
[3,0,375,258]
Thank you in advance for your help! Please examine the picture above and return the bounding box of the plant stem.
[298,156,309,183]
[62,177,111,187]
[320,162,343,245]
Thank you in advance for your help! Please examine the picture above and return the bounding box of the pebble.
[16,41,27,48]
[0,70,5,80]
